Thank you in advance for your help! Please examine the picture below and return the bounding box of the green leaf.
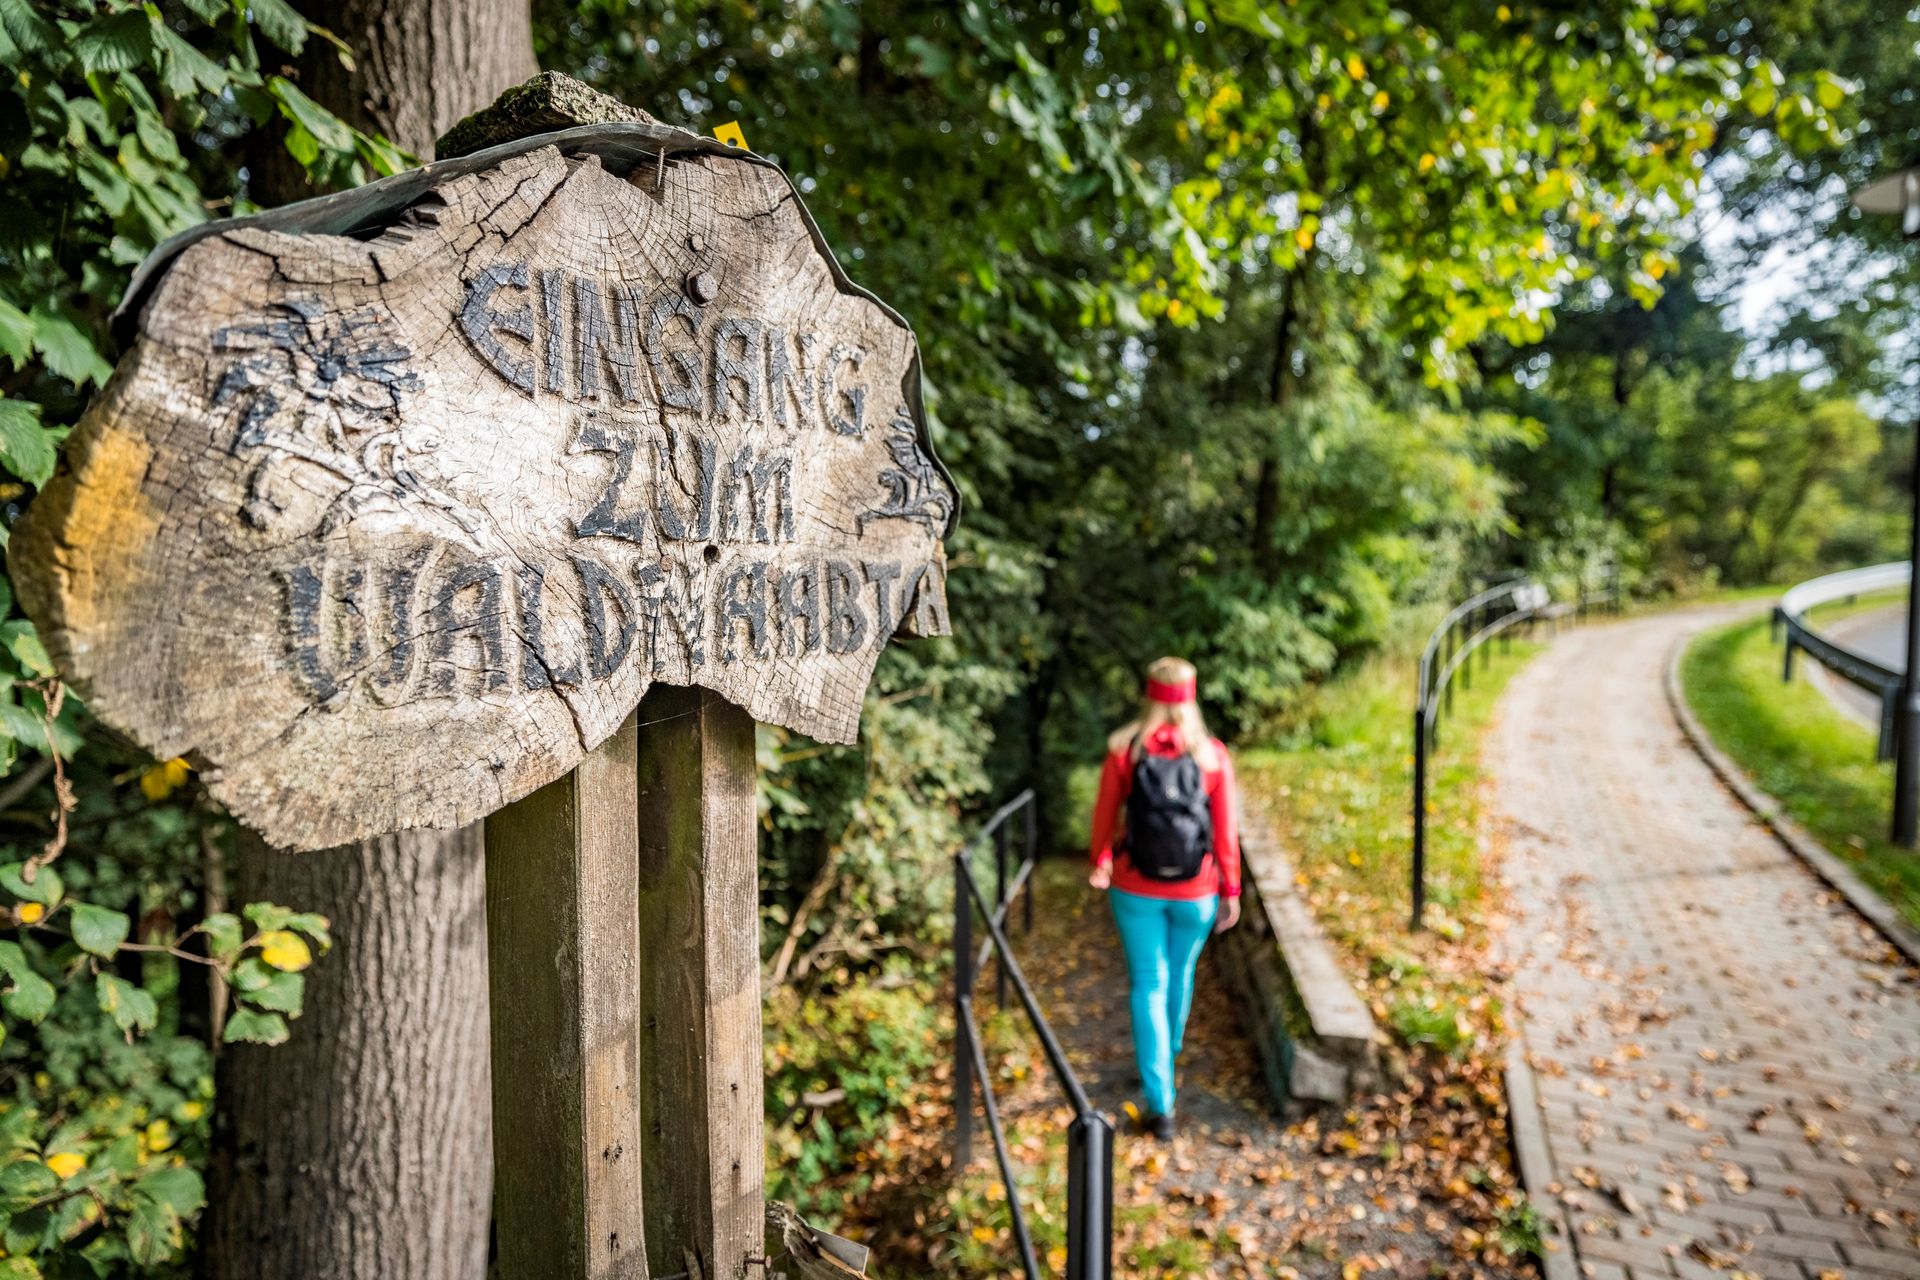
[0,1254,44,1279]
[222,1006,289,1045]
[266,77,354,152]
[241,901,291,931]
[0,1157,55,1203]
[0,943,55,1025]
[152,22,231,99]
[283,911,332,951]
[244,967,303,1014]
[0,401,55,488]
[69,904,129,958]
[27,306,112,389]
[0,621,54,676]
[124,1197,175,1266]
[0,303,31,367]
[71,10,153,75]
[246,0,309,55]
[0,863,63,907]
[0,0,60,57]
[201,911,244,962]
[134,1166,204,1217]
[96,973,159,1037]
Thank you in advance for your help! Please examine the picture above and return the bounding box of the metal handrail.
[953,791,1112,1280]
[1773,561,1911,761]
[1411,575,1556,930]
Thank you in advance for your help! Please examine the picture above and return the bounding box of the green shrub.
[763,959,944,1220]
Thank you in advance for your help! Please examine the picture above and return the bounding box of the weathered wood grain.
[13,132,952,851]
[635,684,762,1279]
[484,713,646,1280]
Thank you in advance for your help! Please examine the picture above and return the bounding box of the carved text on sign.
[12,138,953,849]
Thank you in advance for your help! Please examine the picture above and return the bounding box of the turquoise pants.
[1108,888,1218,1117]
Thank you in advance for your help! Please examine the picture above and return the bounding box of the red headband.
[1146,676,1196,705]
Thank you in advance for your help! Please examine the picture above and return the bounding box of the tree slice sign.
[11,127,955,851]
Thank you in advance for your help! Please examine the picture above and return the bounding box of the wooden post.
[485,714,647,1279]
[636,684,764,1279]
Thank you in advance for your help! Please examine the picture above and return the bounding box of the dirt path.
[1491,606,1920,1279]
[983,858,1532,1279]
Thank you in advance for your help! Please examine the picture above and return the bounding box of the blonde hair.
[1107,656,1219,770]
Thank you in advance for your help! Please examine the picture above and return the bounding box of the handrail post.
[993,824,1010,1008]
[1022,797,1037,936]
[952,853,974,1169]
[1411,705,1427,931]
[1065,1112,1114,1280]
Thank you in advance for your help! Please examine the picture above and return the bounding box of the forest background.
[0,0,1913,1272]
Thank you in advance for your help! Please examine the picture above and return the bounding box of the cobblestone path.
[1492,605,1920,1280]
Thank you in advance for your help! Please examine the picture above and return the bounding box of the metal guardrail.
[1411,578,1549,929]
[1773,561,1911,761]
[952,791,1112,1280]
[1407,562,1622,931]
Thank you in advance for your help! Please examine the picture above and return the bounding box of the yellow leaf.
[1418,153,1436,173]
[140,757,192,802]
[971,1226,996,1244]
[45,1152,84,1179]
[15,902,43,925]
[1346,55,1365,80]
[1294,227,1315,252]
[258,930,312,972]
[1372,90,1389,112]
[145,1119,174,1153]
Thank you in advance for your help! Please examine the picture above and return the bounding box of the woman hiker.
[1087,656,1241,1140]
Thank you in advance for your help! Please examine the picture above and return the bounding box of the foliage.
[534,1,1838,1022]
[0,0,404,1270]
[1482,257,1905,589]
[1681,607,1920,930]
[762,959,944,1218]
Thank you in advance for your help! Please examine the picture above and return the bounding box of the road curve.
[1490,605,1920,1280]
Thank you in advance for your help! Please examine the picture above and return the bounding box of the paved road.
[1808,606,1903,729]
[1491,605,1920,1280]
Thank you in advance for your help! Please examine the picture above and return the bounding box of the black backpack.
[1120,743,1213,881]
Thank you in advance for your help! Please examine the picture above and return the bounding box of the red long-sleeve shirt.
[1089,723,1241,900]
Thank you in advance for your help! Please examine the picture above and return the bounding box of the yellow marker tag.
[712,121,749,150]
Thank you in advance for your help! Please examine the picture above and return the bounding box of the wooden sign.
[12,127,954,851]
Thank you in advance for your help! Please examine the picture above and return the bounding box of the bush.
[763,959,945,1220]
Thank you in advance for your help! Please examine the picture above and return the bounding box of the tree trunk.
[249,0,537,195]
[205,4,536,1276]
[1251,266,1303,569]
[203,831,493,1280]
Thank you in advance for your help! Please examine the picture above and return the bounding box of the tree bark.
[250,0,538,193]
[1251,266,1303,568]
[205,4,535,1276]
[203,830,493,1280]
